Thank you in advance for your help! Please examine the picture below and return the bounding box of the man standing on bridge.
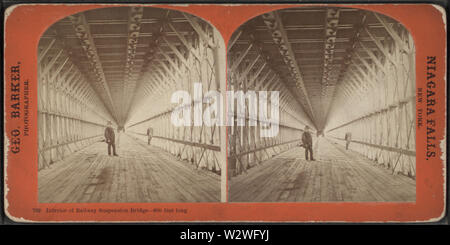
[105,121,118,156]
[302,125,314,161]
[147,126,153,145]
[345,132,352,150]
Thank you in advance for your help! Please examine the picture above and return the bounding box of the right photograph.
[227,7,416,202]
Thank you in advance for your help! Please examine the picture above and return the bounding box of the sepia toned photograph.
[37,6,226,203]
[5,2,446,223]
[227,7,416,202]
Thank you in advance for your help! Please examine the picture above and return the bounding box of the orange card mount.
[3,3,447,223]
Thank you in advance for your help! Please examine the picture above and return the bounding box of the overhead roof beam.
[252,22,395,31]
[120,6,144,126]
[125,11,168,123]
[261,11,317,128]
[58,17,189,26]
[281,8,358,13]
[318,8,340,130]
[323,12,367,130]
[42,32,191,40]
[235,36,390,45]
[68,13,119,123]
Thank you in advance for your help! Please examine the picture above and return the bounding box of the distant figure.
[316,130,324,137]
[147,127,153,145]
[302,125,314,161]
[345,132,352,150]
[104,121,118,156]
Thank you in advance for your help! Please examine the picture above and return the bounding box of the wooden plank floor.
[38,133,220,203]
[229,137,416,202]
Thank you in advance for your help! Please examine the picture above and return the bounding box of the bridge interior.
[37,7,224,203]
[227,7,416,202]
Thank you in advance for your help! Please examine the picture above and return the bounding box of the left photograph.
[37,6,225,203]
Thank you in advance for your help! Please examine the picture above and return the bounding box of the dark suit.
[104,126,117,155]
[302,131,314,160]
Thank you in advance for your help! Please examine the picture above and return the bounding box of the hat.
[304,125,310,131]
